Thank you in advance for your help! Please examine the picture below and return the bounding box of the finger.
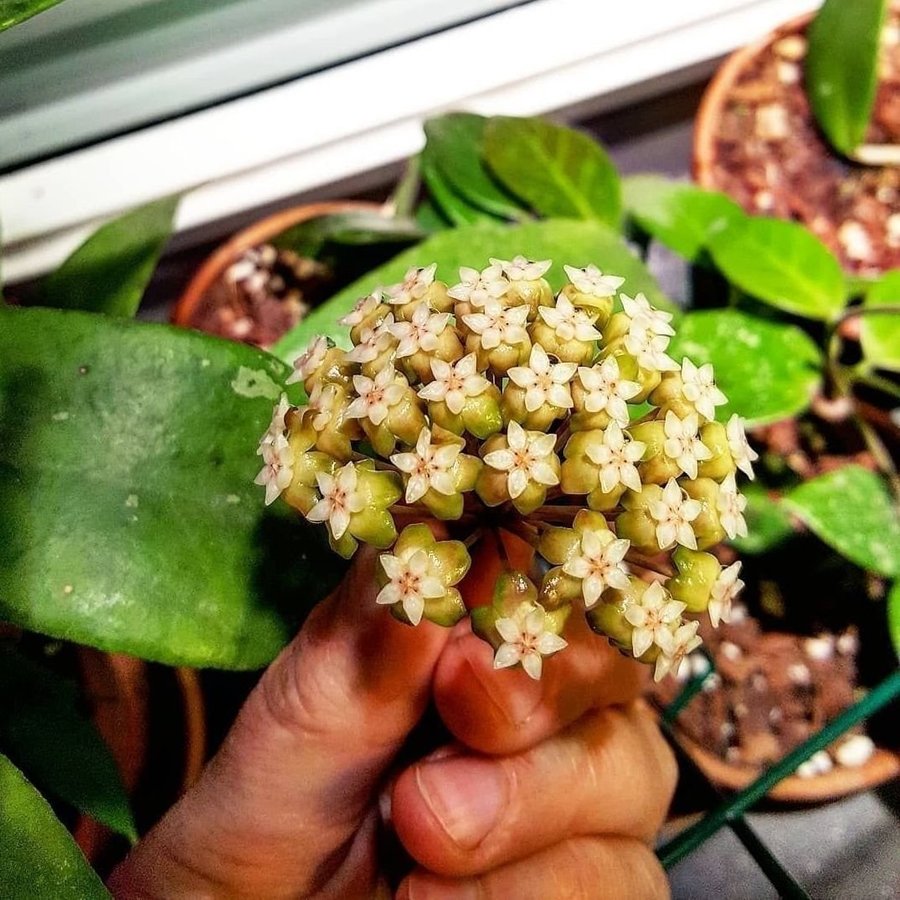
[109,544,453,899]
[397,836,670,900]
[435,610,646,756]
[392,702,676,878]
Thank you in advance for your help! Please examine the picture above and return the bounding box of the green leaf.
[40,197,178,318]
[0,645,135,841]
[783,465,900,577]
[861,271,900,371]
[415,198,452,233]
[273,218,673,362]
[669,309,823,426]
[707,216,847,321]
[423,113,526,219]
[622,175,744,262]
[807,0,889,156]
[421,144,494,227]
[888,581,900,663]
[483,116,621,227]
[0,0,67,33]
[729,483,795,555]
[0,753,109,899]
[272,211,423,257]
[0,306,344,669]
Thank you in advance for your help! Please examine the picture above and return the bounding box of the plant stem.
[384,154,421,219]
[831,303,900,332]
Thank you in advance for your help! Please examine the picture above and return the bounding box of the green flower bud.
[616,484,664,553]
[696,421,736,481]
[665,546,722,613]
[680,478,727,550]
[539,567,582,610]
[585,576,647,649]
[559,283,614,327]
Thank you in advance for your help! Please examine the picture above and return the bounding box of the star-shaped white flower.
[709,561,744,628]
[726,415,758,480]
[345,316,395,364]
[623,581,686,659]
[286,335,329,385]
[493,603,568,680]
[463,302,530,351]
[385,264,437,306]
[258,394,290,448]
[584,421,645,493]
[680,358,727,421]
[391,427,461,503]
[507,344,577,413]
[562,529,631,608]
[576,358,641,426]
[563,264,625,297]
[339,291,383,327]
[654,619,702,682]
[483,421,559,499]
[717,473,748,540]
[417,354,490,415]
[306,463,366,539]
[254,436,293,506]
[306,381,342,432]
[376,548,445,626]
[663,410,713,480]
[389,302,452,358]
[346,369,406,426]
[491,255,552,282]
[648,479,702,550]
[620,292,675,337]
[447,264,508,308]
[537,295,603,342]
[624,324,679,373]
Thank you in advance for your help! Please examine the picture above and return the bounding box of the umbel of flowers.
[256,258,757,681]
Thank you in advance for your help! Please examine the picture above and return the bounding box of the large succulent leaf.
[668,309,823,426]
[40,197,179,318]
[783,465,900,577]
[273,219,673,362]
[0,753,109,899]
[707,216,847,321]
[0,644,135,841]
[622,175,744,262]
[483,117,621,227]
[807,0,889,156]
[888,581,900,663]
[0,306,343,669]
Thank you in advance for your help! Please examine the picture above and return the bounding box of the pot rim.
[171,200,385,329]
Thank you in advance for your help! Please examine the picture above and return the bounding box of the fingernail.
[416,756,508,849]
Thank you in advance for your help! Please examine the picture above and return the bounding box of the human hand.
[108,544,676,899]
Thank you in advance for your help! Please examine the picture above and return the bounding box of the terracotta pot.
[73,650,206,862]
[693,10,900,275]
[172,200,384,342]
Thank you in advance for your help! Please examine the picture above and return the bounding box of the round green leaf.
[483,116,621,227]
[622,175,744,262]
[707,217,847,321]
[729,483,795,555]
[0,306,344,669]
[807,0,889,156]
[861,271,900,372]
[0,645,136,842]
[1,0,67,33]
[421,144,494,227]
[273,218,673,363]
[423,114,525,219]
[668,309,823,426]
[783,465,900,577]
[0,753,108,899]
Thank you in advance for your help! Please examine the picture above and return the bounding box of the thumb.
[109,546,451,899]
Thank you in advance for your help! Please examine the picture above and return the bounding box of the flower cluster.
[256,257,755,681]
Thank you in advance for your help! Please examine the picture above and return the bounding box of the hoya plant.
[256,257,754,681]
